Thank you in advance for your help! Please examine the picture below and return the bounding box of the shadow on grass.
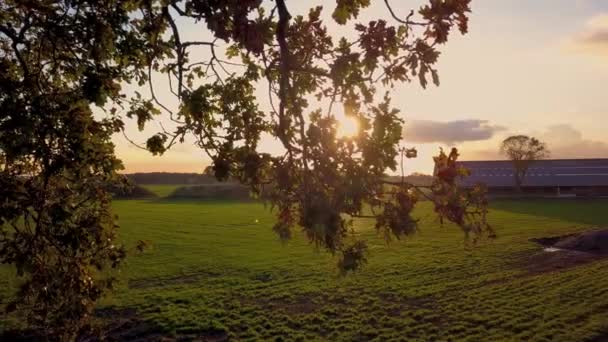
[490,198,608,226]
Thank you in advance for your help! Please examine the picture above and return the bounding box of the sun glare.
[337,116,360,138]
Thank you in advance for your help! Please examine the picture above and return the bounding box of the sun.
[337,116,360,138]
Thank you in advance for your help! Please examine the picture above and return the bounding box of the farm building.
[457,158,608,197]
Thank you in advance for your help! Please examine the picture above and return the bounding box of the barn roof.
[457,159,608,187]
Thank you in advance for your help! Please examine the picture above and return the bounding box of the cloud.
[466,124,608,160]
[566,14,608,56]
[541,124,608,158]
[402,119,506,145]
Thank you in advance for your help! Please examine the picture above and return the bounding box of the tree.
[203,165,215,176]
[500,135,550,192]
[1,0,492,338]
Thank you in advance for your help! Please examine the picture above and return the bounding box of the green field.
[142,184,185,197]
[2,196,608,341]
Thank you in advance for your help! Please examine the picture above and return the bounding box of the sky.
[114,0,608,175]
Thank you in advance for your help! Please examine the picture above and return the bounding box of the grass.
[2,198,608,341]
[141,184,185,197]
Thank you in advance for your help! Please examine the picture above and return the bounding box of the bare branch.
[383,1,426,26]
[121,129,148,151]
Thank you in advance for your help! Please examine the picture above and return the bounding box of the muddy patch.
[526,229,608,274]
[530,234,578,248]
[531,229,608,254]
[523,249,601,274]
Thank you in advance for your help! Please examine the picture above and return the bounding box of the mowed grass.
[142,184,185,197]
[2,198,608,341]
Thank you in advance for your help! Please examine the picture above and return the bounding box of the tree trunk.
[514,172,523,193]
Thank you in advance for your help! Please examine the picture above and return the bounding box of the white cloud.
[566,14,608,56]
[466,124,608,160]
[541,124,608,158]
[403,119,506,145]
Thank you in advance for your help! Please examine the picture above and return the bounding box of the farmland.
[2,193,608,341]
[143,184,185,197]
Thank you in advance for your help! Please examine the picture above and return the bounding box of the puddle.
[532,229,608,254]
[525,229,608,274]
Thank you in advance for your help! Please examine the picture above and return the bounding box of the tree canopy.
[0,0,493,338]
[500,135,550,191]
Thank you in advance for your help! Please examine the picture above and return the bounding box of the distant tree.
[500,135,550,192]
[1,0,492,338]
[203,165,215,177]
[127,172,215,184]
[406,172,434,186]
